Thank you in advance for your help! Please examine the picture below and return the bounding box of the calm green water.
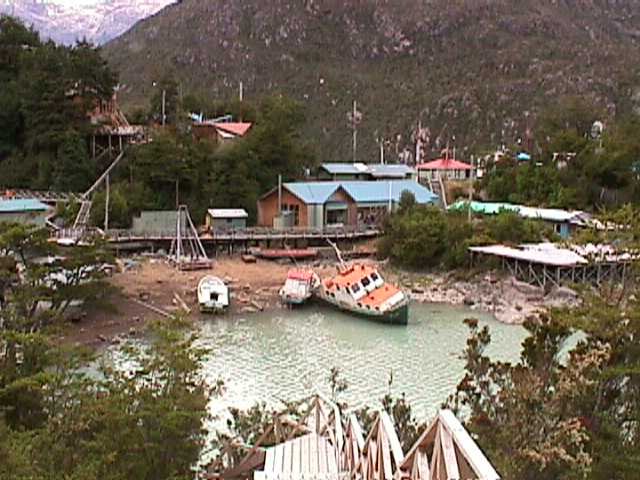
[198,302,528,420]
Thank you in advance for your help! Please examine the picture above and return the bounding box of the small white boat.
[197,275,229,313]
[279,269,319,306]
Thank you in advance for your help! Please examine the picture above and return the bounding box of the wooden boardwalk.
[207,395,499,480]
[53,227,381,249]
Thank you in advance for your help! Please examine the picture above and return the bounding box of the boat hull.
[317,293,409,325]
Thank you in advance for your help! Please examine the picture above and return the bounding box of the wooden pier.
[207,395,499,480]
[54,226,381,253]
[469,244,632,289]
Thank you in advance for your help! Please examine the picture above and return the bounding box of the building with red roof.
[416,157,474,182]
[192,121,253,143]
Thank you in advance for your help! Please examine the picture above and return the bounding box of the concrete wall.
[0,211,48,227]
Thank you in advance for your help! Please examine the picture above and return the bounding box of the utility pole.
[278,174,283,215]
[415,120,422,165]
[379,139,385,165]
[239,81,244,102]
[468,156,474,223]
[175,178,179,209]
[104,173,110,231]
[162,89,166,126]
[352,100,358,164]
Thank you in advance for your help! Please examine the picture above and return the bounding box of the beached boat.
[315,241,409,325]
[197,275,229,313]
[316,262,409,325]
[279,269,320,305]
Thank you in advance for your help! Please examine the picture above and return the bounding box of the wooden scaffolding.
[169,205,212,270]
[206,395,500,480]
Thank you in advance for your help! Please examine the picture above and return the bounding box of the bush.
[380,206,448,268]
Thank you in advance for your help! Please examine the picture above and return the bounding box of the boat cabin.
[323,264,403,312]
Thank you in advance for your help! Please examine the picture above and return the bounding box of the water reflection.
[197,302,528,419]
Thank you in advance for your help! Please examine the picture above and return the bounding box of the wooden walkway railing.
[53,226,382,244]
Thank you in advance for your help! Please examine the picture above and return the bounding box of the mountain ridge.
[0,0,176,45]
[51,1,640,160]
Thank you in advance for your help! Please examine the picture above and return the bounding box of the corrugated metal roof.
[450,201,519,215]
[320,163,415,177]
[0,199,50,213]
[469,243,589,267]
[285,182,343,204]
[285,180,437,205]
[321,163,369,175]
[368,164,416,178]
[213,122,252,137]
[416,158,473,170]
[450,201,585,223]
[207,209,248,219]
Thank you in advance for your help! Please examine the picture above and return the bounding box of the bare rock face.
[0,0,176,45]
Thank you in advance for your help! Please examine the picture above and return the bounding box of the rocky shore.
[397,270,582,325]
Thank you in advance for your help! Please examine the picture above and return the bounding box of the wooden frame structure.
[169,205,212,270]
[469,247,630,289]
[396,411,499,480]
[207,396,500,480]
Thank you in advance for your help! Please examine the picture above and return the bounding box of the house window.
[326,208,347,226]
[282,204,300,225]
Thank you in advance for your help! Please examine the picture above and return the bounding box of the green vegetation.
[0,16,116,191]
[0,222,212,479]
[103,1,640,164]
[0,16,312,228]
[481,97,640,209]
[379,199,549,270]
[445,208,640,479]
[95,94,312,226]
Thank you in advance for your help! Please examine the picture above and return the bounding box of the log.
[131,298,174,319]
[173,292,192,314]
[250,300,264,312]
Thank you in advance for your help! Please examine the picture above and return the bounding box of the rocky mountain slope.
[104,0,640,161]
[0,0,175,45]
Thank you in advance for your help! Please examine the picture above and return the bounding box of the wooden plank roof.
[255,433,344,480]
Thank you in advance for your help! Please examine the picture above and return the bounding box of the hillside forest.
[1,13,640,480]
[3,15,640,229]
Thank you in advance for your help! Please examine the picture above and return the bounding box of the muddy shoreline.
[59,256,580,348]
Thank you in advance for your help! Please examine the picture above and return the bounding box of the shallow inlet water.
[197,302,528,420]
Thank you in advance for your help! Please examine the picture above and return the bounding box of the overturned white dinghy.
[197,276,229,313]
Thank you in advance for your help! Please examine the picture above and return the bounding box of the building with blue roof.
[0,198,51,227]
[258,180,438,228]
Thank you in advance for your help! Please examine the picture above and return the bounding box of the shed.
[205,209,248,229]
[0,199,51,227]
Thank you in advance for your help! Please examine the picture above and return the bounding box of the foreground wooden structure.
[207,395,499,480]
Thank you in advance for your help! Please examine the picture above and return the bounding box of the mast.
[327,239,346,270]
